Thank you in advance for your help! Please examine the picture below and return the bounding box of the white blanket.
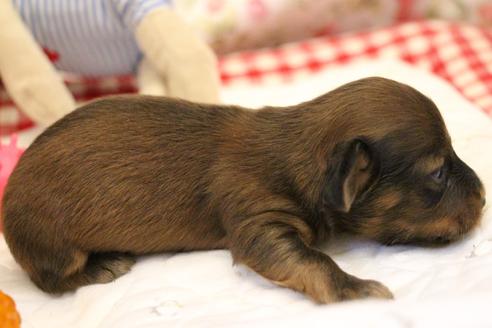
[1,60,492,328]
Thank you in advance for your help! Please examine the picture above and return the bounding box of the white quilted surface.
[1,60,491,328]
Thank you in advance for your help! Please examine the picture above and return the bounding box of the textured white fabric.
[1,60,492,327]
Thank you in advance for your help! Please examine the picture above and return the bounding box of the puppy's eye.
[430,166,446,184]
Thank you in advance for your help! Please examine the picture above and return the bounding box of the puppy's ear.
[325,138,380,213]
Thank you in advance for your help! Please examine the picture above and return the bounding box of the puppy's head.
[320,77,485,246]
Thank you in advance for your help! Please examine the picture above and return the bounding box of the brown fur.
[1,77,485,303]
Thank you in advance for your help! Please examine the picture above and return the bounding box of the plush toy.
[0,0,220,126]
[0,135,24,231]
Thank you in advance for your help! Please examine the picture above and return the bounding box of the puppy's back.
[3,96,239,255]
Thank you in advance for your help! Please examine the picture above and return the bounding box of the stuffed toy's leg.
[135,8,220,104]
[137,58,167,96]
[0,0,75,126]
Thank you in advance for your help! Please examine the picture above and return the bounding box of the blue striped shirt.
[13,0,172,76]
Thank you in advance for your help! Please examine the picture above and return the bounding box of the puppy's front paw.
[339,276,394,301]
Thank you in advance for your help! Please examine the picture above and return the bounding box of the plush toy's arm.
[135,7,220,104]
[136,58,168,97]
[0,0,75,126]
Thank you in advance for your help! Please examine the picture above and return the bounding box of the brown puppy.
[2,77,485,303]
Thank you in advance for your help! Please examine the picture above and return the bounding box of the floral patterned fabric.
[175,0,492,53]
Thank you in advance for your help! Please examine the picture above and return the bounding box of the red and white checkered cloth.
[1,20,491,136]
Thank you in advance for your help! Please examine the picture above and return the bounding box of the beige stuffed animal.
[0,0,220,126]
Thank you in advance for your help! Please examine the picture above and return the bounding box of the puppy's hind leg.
[84,252,137,286]
[27,249,136,294]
